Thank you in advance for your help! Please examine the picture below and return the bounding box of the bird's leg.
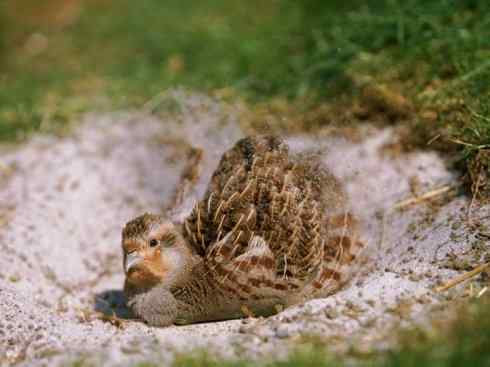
[126,285,179,327]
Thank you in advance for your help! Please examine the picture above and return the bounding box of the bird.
[121,135,364,326]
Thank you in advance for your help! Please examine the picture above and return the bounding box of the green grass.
[3,1,490,140]
[160,297,490,367]
[378,298,490,367]
[1,0,307,140]
[118,298,490,367]
[171,347,337,367]
[3,1,490,197]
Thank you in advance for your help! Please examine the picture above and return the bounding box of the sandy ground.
[0,92,489,366]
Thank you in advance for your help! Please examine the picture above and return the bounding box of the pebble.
[275,325,290,339]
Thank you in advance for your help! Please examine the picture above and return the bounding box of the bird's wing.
[182,135,288,257]
[206,234,297,299]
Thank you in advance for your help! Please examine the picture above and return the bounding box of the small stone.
[365,299,376,307]
[275,325,290,339]
[324,306,339,319]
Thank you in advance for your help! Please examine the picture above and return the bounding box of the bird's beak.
[125,252,143,273]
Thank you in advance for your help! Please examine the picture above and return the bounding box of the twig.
[435,262,490,292]
[393,185,454,210]
[447,137,490,150]
[467,168,481,222]
[477,286,488,298]
[426,134,441,146]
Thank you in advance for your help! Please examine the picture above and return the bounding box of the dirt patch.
[0,92,488,366]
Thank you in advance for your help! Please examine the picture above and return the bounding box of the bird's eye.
[149,239,159,247]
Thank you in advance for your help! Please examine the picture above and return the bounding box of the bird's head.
[121,213,198,289]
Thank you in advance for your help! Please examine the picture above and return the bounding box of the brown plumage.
[121,136,364,326]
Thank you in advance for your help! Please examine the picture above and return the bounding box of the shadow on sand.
[94,289,134,319]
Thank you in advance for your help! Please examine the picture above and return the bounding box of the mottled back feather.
[183,136,363,301]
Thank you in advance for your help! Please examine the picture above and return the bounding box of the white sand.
[0,92,488,366]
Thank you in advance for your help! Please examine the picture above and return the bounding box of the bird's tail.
[298,210,366,300]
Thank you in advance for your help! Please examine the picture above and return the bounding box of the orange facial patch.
[125,266,161,288]
[126,248,170,287]
[144,248,170,280]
